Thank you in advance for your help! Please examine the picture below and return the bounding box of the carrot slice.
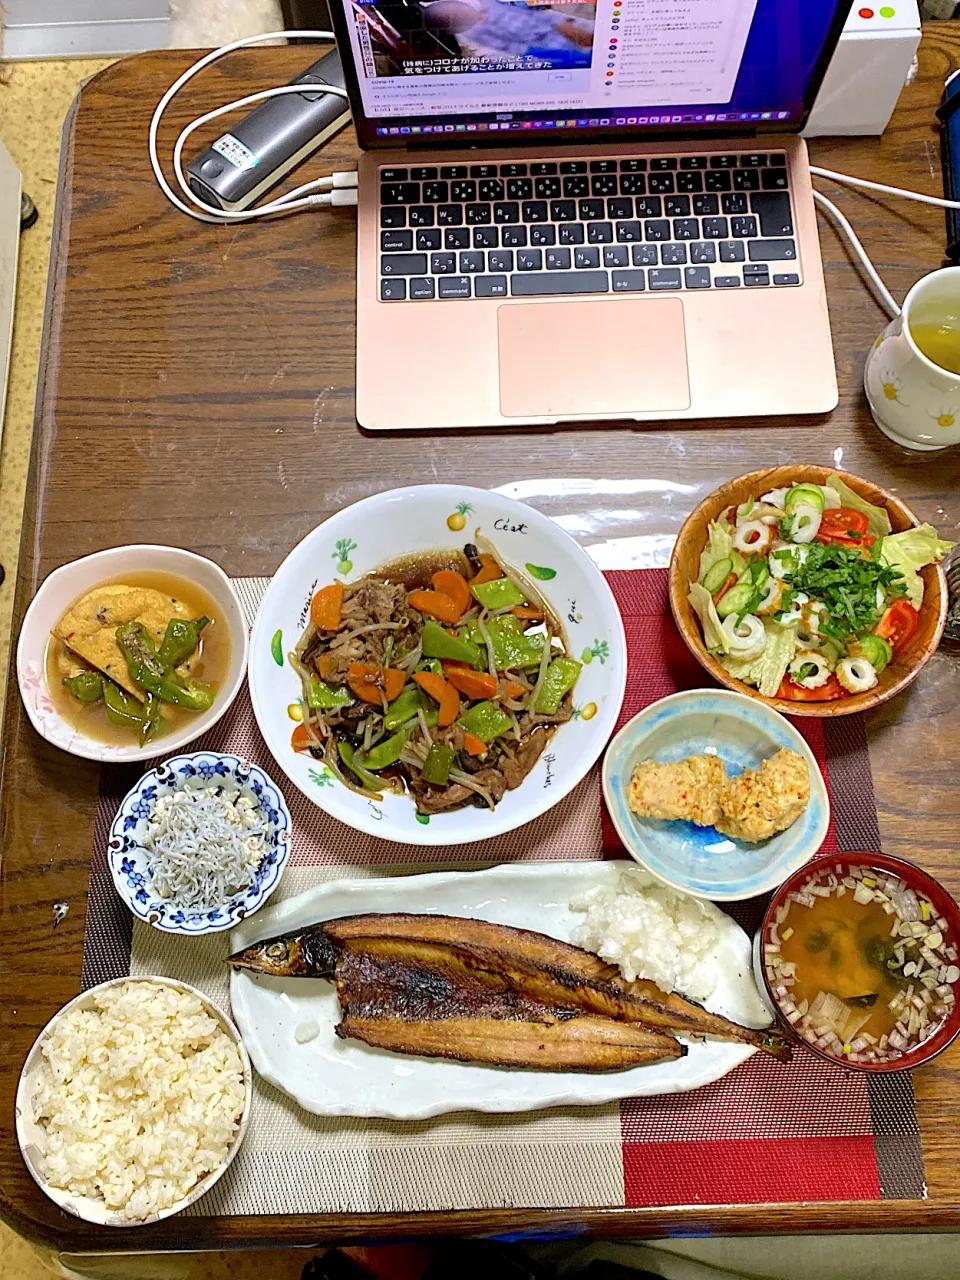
[317,652,338,681]
[511,605,544,622]
[291,723,312,752]
[310,583,344,631]
[408,589,462,625]
[446,667,498,700]
[348,662,407,705]
[470,554,503,586]
[500,678,528,701]
[412,671,460,727]
[432,569,472,618]
[462,731,487,756]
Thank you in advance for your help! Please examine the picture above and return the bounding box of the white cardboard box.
[1,0,170,59]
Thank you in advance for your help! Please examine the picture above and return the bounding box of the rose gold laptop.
[329,0,853,430]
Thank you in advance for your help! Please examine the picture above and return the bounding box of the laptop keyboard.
[378,154,799,302]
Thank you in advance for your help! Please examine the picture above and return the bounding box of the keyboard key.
[473,226,498,248]
[648,268,682,291]
[535,176,562,199]
[381,253,427,276]
[673,218,699,240]
[634,197,663,218]
[744,264,769,274]
[715,275,740,287]
[501,163,528,177]
[479,179,505,201]
[616,220,642,242]
[612,269,645,292]
[645,219,671,241]
[560,160,587,173]
[748,238,796,261]
[690,241,717,264]
[740,154,767,168]
[649,173,675,194]
[547,247,572,269]
[451,180,476,201]
[381,183,420,205]
[579,198,605,221]
[465,203,491,224]
[620,159,647,171]
[685,266,711,289]
[459,251,485,273]
[770,153,787,167]
[531,162,558,176]
[651,157,677,170]
[591,159,618,173]
[632,243,658,266]
[744,273,769,287]
[380,278,406,300]
[587,221,614,243]
[661,243,687,265]
[563,175,589,198]
[550,199,577,221]
[575,246,600,269]
[431,252,456,274]
[531,224,556,245]
[705,170,732,192]
[409,206,435,227]
[694,194,719,216]
[409,277,435,299]
[680,156,708,169]
[719,240,745,262]
[502,225,528,247]
[507,178,533,200]
[422,181,448,203]
[517,249,542,271]
[620,173,647,196]
[417,229,441,250]
[380,168,408,181]
[488,250,514,272]
[676,171,704,193]
[559,223,584,244]
[607,197,633,219]
[761,168,789,190]
[510,270,607,295]
[410,167,437,181]
[437,205,463,225]
[381,229,412,252]
[441,165,468,179]
[470,164,497,179]
[702,217,729,239]
[445,228,470,249]
[731,215,758,238]
[774,273,801,285]
[665,195,691,217]
[710,154,738,168]
[494,202,520,224]
[380,206,406,228]
[603,244,629,267]
[475,275,508,297]
[591,174,618,197]
[522,201,549,222]
[438,276,472,298]
[733,169,761,191]
[751,192,794,236]
[722,192,747,215]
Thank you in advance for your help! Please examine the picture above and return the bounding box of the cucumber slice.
[702,556,734,595]
[716,582,758,618]
[785,483,825,513]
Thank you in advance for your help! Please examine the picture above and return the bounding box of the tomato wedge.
[814,508,876,549]
[776,675,848,702]
[875,599,919,655]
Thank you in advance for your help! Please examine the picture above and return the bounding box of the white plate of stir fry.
[248,485,626,844]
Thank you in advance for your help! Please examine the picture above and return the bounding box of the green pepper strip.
[157,616,209,668]
[62,672,105,703]
[535,656,582,715]
[421,743,456,786]
[116,621,215,711]
[306,677,355,710]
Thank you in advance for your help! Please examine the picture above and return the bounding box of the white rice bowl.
[16,977,251,1226]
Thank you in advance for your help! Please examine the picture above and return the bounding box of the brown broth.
[45,570,231,747]
[373,549,471,591]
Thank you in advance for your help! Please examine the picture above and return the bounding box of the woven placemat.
[83,570,925,1214]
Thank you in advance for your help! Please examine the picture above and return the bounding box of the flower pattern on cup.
[927,403,959,429]
[879,369,909,405]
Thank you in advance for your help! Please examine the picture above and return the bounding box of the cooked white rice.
[571,866,724,1002]
[33,980,246,1220]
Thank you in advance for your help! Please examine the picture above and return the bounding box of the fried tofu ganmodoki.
[627,748,810,844]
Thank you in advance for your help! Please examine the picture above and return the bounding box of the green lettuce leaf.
[697,517,745,585]
[826,473,892,539]
[719,622,797,697]
[688,583,729,654]
[879,524,955,609]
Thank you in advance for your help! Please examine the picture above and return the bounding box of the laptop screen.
[334,0,851,147]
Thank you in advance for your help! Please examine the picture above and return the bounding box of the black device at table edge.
[185,47,350,212]
[938,69,960,263]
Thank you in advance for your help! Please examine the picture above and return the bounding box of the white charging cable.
[149,30,357,224]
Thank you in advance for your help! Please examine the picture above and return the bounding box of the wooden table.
[3,26,960,1258]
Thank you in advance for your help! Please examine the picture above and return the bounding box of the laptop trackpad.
[498,297,690,418]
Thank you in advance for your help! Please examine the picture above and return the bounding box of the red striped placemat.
[83,569,924,1215]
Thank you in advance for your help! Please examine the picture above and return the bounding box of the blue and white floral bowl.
[108,752,292,935]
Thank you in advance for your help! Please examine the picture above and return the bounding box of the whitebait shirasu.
[142,786,267,908]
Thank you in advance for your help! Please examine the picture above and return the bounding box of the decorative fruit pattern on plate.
[447,503,473,532]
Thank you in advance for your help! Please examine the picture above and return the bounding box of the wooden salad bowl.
[668,466,948,718]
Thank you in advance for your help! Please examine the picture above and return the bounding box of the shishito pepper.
[535,656,582,714]
[457,700,514,744]
[157,616,208,668]
[62,672,105,702]
[103,680,146,730]
[116,621,215,711]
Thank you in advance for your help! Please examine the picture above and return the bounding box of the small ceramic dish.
[602,688,830,901]
[248,483,627,846]
[108,752,292,935]
[16,976,252,1226]
[17,544,248,762]
[755,852,960,1072]
[668,466,948,718]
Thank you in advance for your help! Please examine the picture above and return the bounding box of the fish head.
[225,926,336,978]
